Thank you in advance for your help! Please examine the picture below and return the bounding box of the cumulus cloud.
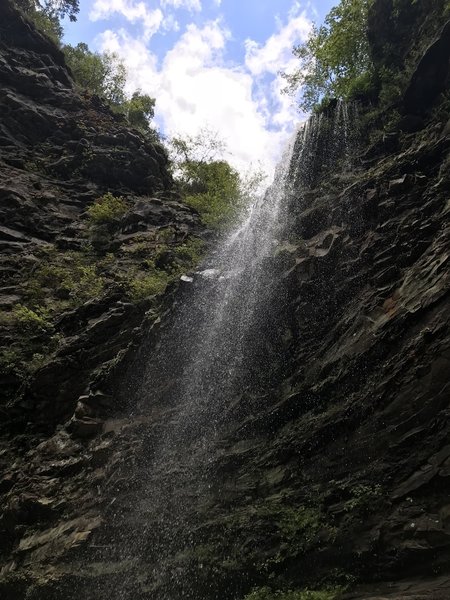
[244,9,311,134]
[244,12,311,76]
[90,0,166,41]
[95,2,312,178]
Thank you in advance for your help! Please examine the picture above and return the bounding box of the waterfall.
[114,101,358,599]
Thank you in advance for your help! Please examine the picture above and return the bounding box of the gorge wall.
[1,0,450,599]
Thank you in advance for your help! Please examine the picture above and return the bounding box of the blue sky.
[63,0,336,175]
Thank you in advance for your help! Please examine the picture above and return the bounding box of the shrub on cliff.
[64,44,157,135]
[128,271,169,302]
[281,0,373,111]
[13,305,53,335]
[87,193,129,225]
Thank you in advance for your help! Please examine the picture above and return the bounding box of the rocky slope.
[0,0,202,432]
[0,3,202,595]
[1,0,450,599]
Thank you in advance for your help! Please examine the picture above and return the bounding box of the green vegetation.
[25,6,62,43]
[13,304,53,334]
[24,248,106,308]
[18,0,79,22]
[15,0,78,29]
[128,237,205,301]
[64,45,158,134]
[251,501,336,568]
[182,160,242,228]
[128,270,170,302]
[196,495,336,581]
[15,0,79,43]
[64,43,127,105]
[14,4,158,134]
[0,230,205,393]
[277,506,322,551]
[87,192,129,225]
[121,91,156,134]
[172,237,204,265]
[244,588,342,600]
[170,129,265,229]
[282,0,373,111]
[343,483,384,514]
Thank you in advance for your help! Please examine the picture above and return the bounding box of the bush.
[346,70,378,102]
[343,483,384,514]
[128,272,169,302]
[120,91,156,133]
[15,0,78,43]
[87,193,128,225]
[13,305,53,335]
[127,237,204,301]
[173,238,205,267]
[63,45,156,132]
[0,349,23,376]
[25,251,105,307]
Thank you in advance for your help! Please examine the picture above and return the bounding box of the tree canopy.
[64,43,127,106]
[63,44,157,135]
[169,129,265,230]
[39,0,79,21]
[281,0,373,112]
[121,92,156,133]
[16,0,79,20]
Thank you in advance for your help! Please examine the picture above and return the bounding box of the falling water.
[114,101,359,599]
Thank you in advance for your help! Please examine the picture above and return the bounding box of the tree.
[281,0,373,112]
[121,92,156,133]
[64,43,127,105]
[64,44,159,136]
[15,0,79,23]
[181,160,242,229]
[170,127,227,165]
[169,129,265,229]
[39,0,78,21]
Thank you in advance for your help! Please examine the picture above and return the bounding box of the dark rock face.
[403,20,450,115]
[1,2,450,600]
[0,6,200,433]
[367,0,448,73]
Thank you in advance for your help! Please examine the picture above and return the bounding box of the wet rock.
[66,416,103,439]
[403,21,450,115]
[0,0,450,598]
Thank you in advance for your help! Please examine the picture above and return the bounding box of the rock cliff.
[0,0,201,433]
[0,0,449,599]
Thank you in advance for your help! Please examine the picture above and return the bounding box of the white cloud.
[161,0,202,12]
[244,12,311,77]
[244,10,311,135]
[90,0,165,41]
[96,3,312,179]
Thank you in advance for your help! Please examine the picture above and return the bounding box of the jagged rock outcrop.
[0,0,201,436]
[0,0,449,599]
[0,3,202,587]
